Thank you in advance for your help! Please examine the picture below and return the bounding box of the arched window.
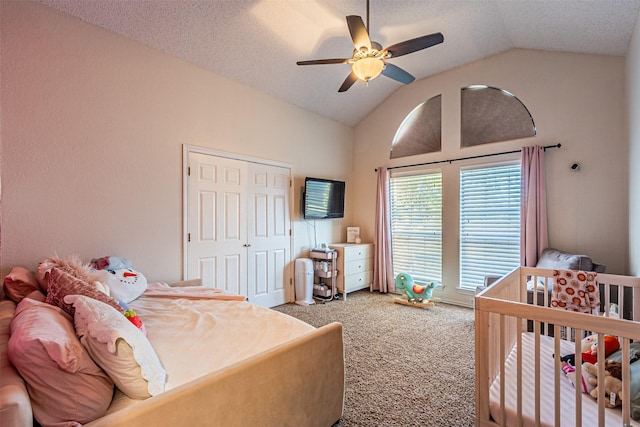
[461,85,536,147]
[390,95,441,159]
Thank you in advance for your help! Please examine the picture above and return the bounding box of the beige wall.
[629,8,640,276]
[0,2,353,287]
[353,49,628,306]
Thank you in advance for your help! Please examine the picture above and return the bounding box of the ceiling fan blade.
[338,72,358,92]
[346,15,371,50]
[296,58,350,66]
[381,63,415,85]
[382,32,444,58]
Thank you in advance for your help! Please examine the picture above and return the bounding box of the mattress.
[489,332,640,427]
[105,285,315,414]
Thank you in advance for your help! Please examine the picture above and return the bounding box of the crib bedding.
[104,287,315,415]
[489,332,640,427]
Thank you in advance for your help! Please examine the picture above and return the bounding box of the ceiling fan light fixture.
[352,57,384,82]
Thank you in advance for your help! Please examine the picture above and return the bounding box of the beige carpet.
[273,290,476,426]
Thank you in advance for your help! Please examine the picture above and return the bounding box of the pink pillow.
[45,268,124,317]
[3,267,40,303]
[37,256,107,294]
[7,299,114,426]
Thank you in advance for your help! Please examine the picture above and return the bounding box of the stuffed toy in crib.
[562,362,597,394]
[560,335,621,395]
[560,334,620,365]
[584,360,623,408]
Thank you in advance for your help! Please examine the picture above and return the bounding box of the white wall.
[0,2,353,286]
[628,7,640,276]
[353,49,628,306]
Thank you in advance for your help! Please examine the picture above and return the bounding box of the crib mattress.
[489,332,640,427]
[105,289,315,414]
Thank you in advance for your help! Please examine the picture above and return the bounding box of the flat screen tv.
[303,177,345,219]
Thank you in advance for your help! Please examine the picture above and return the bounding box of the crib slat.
[534,321,541,426]
[500,314,506,426]
[474,308,491,424]
[553,332,561,427]
[597,333,605,427]
[634,285,640,321]
[517,317,523,427]
[622,338,631,425]
[574,329,583,427]
[603,281,611,316]
[616,282,621,318]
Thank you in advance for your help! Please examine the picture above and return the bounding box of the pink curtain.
[372,167,394,293]
[521,145,548,266]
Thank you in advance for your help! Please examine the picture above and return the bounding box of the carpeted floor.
[273,290,476,426]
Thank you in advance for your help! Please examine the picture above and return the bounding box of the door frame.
[182,145,294,301]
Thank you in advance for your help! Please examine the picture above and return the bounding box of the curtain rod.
[375,143,561,172]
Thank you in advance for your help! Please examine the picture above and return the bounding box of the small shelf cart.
[309,250,339,302]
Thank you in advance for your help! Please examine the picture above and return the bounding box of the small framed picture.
[347,227,360,243]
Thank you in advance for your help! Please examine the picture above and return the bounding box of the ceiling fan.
[296,0,443,92]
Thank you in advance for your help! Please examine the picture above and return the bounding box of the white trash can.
[294,258,315,306]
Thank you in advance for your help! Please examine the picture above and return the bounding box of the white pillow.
[64,295,166,399]
[105,268,148,303]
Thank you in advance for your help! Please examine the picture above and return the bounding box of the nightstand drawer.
[343,244,372,261]
[344,258,373,276]
[343,270,372,291]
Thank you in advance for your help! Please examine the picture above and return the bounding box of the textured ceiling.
[39,0,640,127]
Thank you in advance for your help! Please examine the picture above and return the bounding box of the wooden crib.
[475,267,640,427]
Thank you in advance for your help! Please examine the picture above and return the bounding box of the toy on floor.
[393,273,441,308]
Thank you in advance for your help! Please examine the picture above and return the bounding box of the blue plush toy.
[394,273,437,303]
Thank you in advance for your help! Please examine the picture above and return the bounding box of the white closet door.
[186,150,292,307]
[187,152,247,296]
[246,163,290,308]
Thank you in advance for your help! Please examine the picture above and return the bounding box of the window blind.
[389,172,442,284]
[459,163,521,290]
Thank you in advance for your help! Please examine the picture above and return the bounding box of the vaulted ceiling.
[39,0,640,126]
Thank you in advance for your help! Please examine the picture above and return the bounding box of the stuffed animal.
[562,362,597,394]
[584,361,623,408]
[560,335,620,365]
[590,335,621,357]
[117,300,147,336]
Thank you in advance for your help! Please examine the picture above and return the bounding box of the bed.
[475,266,640,427]
[1,267,345,427]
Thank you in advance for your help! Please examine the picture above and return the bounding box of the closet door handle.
[243,243,251,247]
